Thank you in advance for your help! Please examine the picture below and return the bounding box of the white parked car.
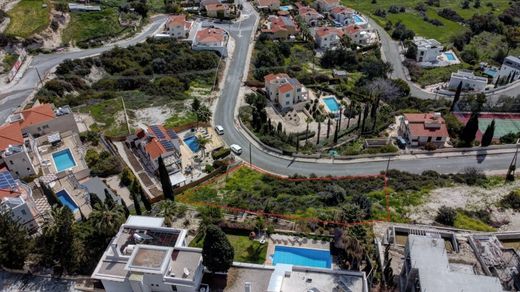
[230,144,242,155]
[215,125,224,135]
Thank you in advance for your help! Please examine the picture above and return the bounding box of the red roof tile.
[315,27,343,38]
[330,6,353,15]
[145,138,166,160]
[0,188,21,199]
[256,0,279,7]
[167,15,187,26]
[0,123,24,150]
[278,83,294,93]
[196,27,226,43]
[19,104,55,129]
[404,113,449,138]
[264,73,289,83]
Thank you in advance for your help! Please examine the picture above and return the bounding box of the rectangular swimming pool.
[353,15,365,24]
[56,189,79,213]
[183,136,200,152]
[52,149,76,172]
[323,97,340,113]
[444,52,456,61]
[272,245,332,269]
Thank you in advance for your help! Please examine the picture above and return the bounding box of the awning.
[168,172,186,186]
[47,132,61,144]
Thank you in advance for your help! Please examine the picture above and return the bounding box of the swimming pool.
[272,246,332,269]
[279,5,292,11]
[323,97,341,113]
[353,14,365,24]
[56,190,79,213]
[52,149,76,172]
[444,52,456,61]
[183,136,200,152]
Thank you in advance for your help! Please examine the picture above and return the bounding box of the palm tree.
[197,135,210,158]
[196,105,212,129]
[157,200,177,227]
[305,117,313,143]
[89,203,125,237]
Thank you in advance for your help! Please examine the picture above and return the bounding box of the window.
[171,286,177,291]
[436,137,442,141]
[296,88,301,92]
[286,101,290,105]
[285,93,290,97]
[9,160,13,165]
[21,210,26,216]
[43,125,49,129]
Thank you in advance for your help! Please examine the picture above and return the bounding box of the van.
[230,144,242,155]
[215,125,224,135]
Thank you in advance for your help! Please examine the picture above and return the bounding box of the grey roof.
[81,177,120,204]
[407,235,503,292]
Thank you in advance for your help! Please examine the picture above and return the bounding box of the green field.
[62,8,125,45]
[345,0,511,43]
[5,0,50,38]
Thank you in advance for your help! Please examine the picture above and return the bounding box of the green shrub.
[212,147,231,160]
[204,164,215,173]
[86,150,122,177]
[435,206,457,226]
[501,190,520,210]
[454,212,495,231]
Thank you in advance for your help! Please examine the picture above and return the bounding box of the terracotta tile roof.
[205,3,228,11]
[264,73,290,83]
[167,15,187,26]
[314,26,343,38]
[404,113,449,138]
[196,27,226,43]
[299,6,320,16]
[343,24,361,35]
[330,6,353,15]
[145,138,166,160]
[256,0,279,7]
[19,103,55,129]
[0,123,24,150]
[0,188,21,199]
[278,83,294,93]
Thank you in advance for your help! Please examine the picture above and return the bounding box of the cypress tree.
[326,118,331,138]
[41,183,61,207]
[104,189,115,209]
[450,81,462,112]
[89,193,103,209]
[481,119,495,147]
[202,225,234,273]
[130,181,142,215]
[121,199,130,218]
[460,112,479,146]
[158,156,174,200]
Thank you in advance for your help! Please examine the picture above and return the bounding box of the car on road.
[230,144,242,155]
[396,136,407,149]
[215,125,224,135]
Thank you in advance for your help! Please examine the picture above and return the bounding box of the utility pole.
[385,157,391,177]
[249,142,252,168]
[35,67,43,85]
[506,139,520,181]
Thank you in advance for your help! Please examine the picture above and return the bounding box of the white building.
[448,70,488,92]
[413,37,443,63]
[298,5,323,27]
[312,26,344,49]
[0,170,42,233]
[343,25,378,46]
[400,234,503,292]
[192,27,228,57]
[399,113,449,147]
[92,216,204,292]
[496,55,520,83]
[164,15,193,39]
[264,73,308,109]
[0,103,79,178]
[329,6,354,26]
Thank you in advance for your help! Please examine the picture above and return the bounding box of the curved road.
[0,15,169,122]
[0,9,518,176]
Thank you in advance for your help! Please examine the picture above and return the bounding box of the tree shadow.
[476,149,487,164]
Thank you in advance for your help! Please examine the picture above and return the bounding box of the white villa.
[399,113,449,148]
[448,70,488,92]
[298,5,324,27]
[329,6,354,26]
[264,73,308,109]
[413,37,442,63]
[0,103,81,179]
[312,26,344,49]
[496,56,520,83]
[164,15,193,39]
[192,27,228,57]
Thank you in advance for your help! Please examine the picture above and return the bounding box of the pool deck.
[264,233,330,265]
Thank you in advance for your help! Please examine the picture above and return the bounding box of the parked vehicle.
[215,125,224,135]
[230,144,242,155]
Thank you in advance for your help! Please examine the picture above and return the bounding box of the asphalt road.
[213,6,519,176]
[0,15,169,122]
[0,9,518,176]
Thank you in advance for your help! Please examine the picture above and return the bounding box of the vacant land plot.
[345,0,511,43]
[62,8,125,45]
[5,0,50,38]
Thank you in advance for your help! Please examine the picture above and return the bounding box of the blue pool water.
[279,5,292,11]
[323,97,341,112]
[52,149,76,172]
[353,15,365,24]
[272,246,332,268]
[444,52,456,61]
[56,190,79,213]
[184,136,200,152]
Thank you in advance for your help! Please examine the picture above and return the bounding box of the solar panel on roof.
[166,129,178,140]
[160,140,175,151]
[150,125,165,139]
[0,171,17,189]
